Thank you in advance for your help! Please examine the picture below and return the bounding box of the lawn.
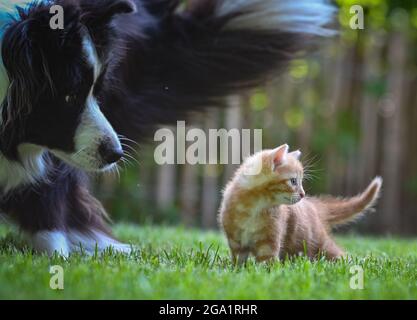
[0,223,416,299]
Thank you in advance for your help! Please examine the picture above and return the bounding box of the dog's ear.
[79,0,136,58]
[0,19,40,158]
[12,2,82,49]
[80,0,136,26]
[143,0,180,19]
[0,1,81,130]
[1,18,40,111]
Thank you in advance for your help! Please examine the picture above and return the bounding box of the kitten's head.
[241,144,305,205]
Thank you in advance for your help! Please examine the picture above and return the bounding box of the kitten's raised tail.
[321,177,383,227]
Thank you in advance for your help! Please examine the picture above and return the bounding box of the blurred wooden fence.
[98,28,417,236]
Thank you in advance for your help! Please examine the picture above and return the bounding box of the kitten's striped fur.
[219,144,382,263]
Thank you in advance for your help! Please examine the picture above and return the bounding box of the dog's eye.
[290,178,297,186]
[65,94,77,104]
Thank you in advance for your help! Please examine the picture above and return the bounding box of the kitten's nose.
[299,192,305,199]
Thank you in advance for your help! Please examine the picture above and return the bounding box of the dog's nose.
[99,142,124,165]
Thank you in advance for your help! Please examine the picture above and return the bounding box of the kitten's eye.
[290,178,297,186]
[65,94,77,104]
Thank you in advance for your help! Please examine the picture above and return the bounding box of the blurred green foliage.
[250,91,269,112]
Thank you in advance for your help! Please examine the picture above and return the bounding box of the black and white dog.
[0,0,335,256]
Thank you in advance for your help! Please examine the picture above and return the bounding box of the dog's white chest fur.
[0,144,47,193]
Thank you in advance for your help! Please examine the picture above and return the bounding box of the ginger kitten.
[219,144,382,263]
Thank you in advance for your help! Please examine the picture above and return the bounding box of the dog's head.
[0,0,135,172]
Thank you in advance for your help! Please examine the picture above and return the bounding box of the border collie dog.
[0,0,335,256]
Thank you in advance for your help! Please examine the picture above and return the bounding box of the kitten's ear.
[272,144,289,169]
[289,150,302,160]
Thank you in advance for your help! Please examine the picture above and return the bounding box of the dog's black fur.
[0,0,335,254]
[104,0,315,141]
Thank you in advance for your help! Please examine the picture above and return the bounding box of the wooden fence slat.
[179,119,201,226]
[380,31,408,234]
[223,96,244,185]
[201,109,221,229]
[156,125,177,211]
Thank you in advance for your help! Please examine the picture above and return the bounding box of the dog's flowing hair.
[0,0,336,255]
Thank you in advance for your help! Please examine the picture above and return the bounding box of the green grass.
[0,223,416,299]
